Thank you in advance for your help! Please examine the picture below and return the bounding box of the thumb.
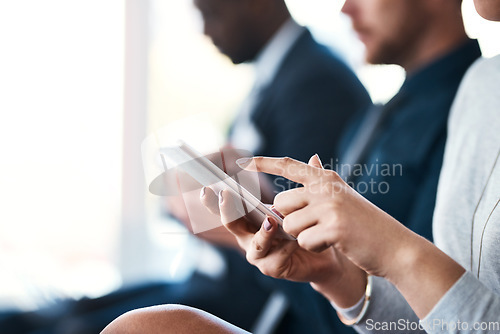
[308,154,323,169]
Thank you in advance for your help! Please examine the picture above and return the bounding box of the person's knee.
[101,304,247,334]
[101,304,181,334]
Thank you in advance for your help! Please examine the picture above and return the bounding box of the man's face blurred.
[194,0,261,64]
[341,0,430,66]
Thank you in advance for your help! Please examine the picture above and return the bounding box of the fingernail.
[200,187,206,198]
[314,154,322,165]
[236,157,252,169]
[263,218,273,231]
[219,190,223,205]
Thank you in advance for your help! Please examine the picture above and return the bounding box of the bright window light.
[0,0,124,310]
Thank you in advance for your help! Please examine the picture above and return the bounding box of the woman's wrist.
[310,261,367,309]
[336,274,373,326]
[385,232,466,318]
[384,231,426,285]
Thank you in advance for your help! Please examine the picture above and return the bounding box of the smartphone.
[158,140,294,240]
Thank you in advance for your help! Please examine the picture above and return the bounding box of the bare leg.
[101,304,250,334]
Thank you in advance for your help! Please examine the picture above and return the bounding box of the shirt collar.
[399,39,481,97]
[253,19,304,89]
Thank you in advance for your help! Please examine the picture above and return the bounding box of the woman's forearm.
[310,231,465,321]
[387,232,465,318]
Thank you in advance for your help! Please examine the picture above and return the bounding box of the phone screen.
[158,141,294,240]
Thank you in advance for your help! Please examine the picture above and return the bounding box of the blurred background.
[0,0,499,315]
